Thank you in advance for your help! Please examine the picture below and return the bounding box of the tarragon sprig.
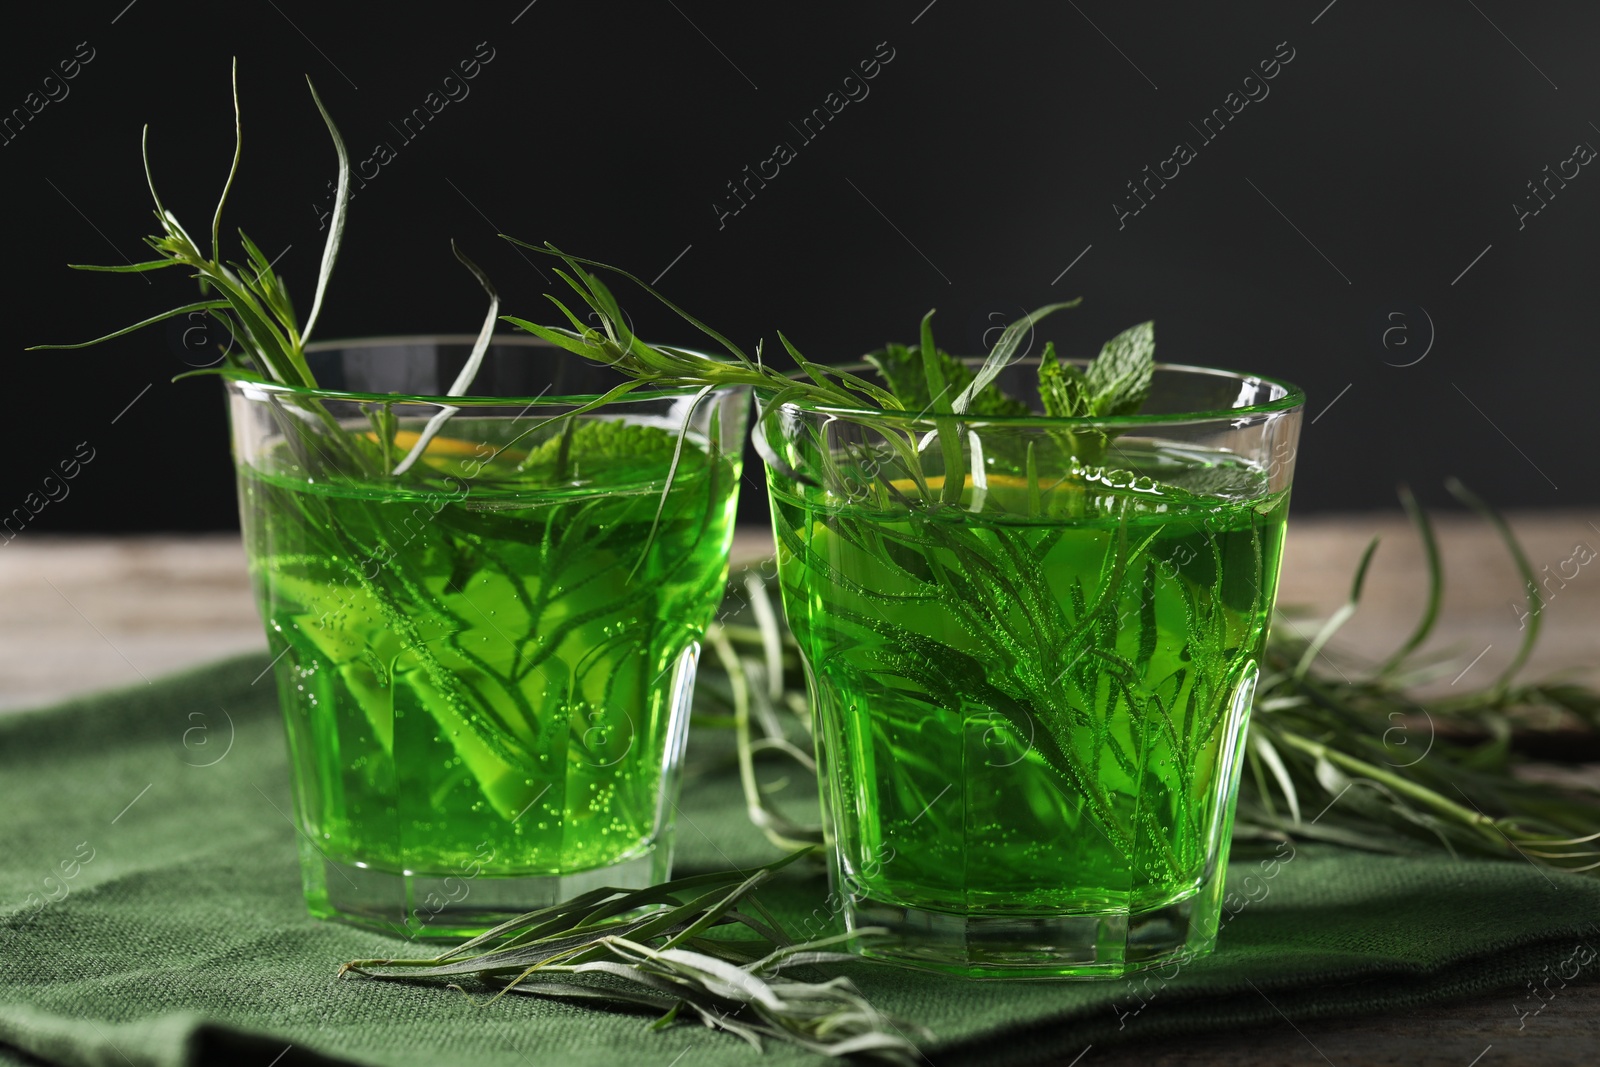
[27,60,336,387]
[341,849,929,1063]
[498,241,1175,513]
[499,239,1083,423]
[28,63,502,475]
[500,239,911,413]
[498,241,1104,516]
[1239,479,1600,871]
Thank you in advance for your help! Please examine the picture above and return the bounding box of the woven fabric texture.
[1,655,1596,1067]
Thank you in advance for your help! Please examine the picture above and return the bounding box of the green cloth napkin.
[2,654,1596,1067]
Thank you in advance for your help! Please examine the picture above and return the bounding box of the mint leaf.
[1038,324,1153,469]
[866,343,1029,418]
[864,343,923,408]
[1037,342,1093,418]
[1085,320,1154,416]
[522,419,684,471]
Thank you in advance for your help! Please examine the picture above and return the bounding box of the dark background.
[4,0,1593,533]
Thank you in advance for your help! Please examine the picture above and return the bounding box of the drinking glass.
[756,357,1302,976]
[226,335,748,936]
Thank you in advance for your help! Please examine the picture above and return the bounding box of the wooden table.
[3,515,1597,1065]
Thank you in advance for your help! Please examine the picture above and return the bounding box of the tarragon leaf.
[301,75,349,349]
[954,301,1081,415]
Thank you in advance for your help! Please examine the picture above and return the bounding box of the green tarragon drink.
[757,343,1304,977]
[236,408,741,935]
[774,456,1286,929]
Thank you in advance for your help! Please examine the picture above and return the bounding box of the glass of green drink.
[757,357,1303,977]
[225,336,748,936]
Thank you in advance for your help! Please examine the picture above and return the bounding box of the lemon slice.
[887,473,1036,492]
[365,430,527,467]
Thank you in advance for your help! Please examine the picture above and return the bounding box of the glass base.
[845,890,1215,979]
[299,838,672,940]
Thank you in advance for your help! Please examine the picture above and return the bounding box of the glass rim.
[219,334,747,408]
[762,357,1306,427]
